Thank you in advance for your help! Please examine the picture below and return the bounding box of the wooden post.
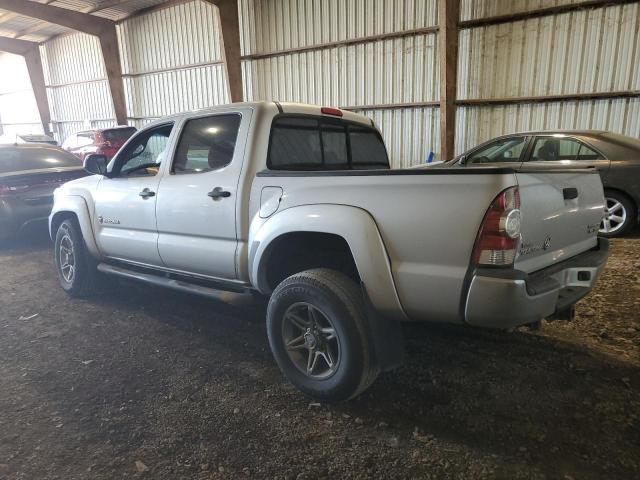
[207,0,243,103]
[0,0,127,125]
[0,37,51,135]
[438,0,459,161]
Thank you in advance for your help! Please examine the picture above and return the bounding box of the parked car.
[49,102,608,401]
[0,144,86,241]
[0,133,57,145]
[62,126,137,161]
[442,131,640,237]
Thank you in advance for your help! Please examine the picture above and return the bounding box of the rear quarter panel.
[250,171,517,323]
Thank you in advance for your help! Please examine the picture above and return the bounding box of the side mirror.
[84,154,108,176]
[458,155,467,165]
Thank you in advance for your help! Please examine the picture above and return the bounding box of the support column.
[211,0,243,103]
[438,0,460,161]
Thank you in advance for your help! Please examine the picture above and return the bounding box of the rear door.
[155,110,249,280]
[515,169,604,273]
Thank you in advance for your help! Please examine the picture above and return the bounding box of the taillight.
[472,186,522,267]
[0,184,30,197]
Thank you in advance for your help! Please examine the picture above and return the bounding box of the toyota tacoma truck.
[49,102,608,402]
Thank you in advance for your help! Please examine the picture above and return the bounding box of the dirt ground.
[0,227,638,480]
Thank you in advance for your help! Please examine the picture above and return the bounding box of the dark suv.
[62,126,136,161]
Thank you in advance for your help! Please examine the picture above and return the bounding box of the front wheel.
[266,269,379,402]
[599,191,636,237]
[54,218,99,297]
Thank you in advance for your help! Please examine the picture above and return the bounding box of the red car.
[61,126,136,161]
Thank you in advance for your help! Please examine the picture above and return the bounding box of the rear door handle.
[139,188,155,199]
[208,187,231,200]
[563,187,578,200]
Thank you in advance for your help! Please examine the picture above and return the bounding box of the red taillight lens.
[472,186,522,266]
[321,107,343,117]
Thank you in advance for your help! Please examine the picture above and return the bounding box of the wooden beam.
[459,0,639,29]
[438,0,459,161]
[99,27,127,124]
[0,0,127,125]
[208,0,243,102]
[0,0,112,35]
[0,37,51,134]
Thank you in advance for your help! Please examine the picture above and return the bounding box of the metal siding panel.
[239,0,438,55]
[41,33,105,85]
[457,4,640,100]
[456,99,640,154]
[460,0,583,21]
[241,32,439,106]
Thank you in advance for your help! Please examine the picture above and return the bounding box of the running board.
[97,263,249,298]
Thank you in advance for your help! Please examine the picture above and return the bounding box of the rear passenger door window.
[529,137,605,163]
[172,114,242,174]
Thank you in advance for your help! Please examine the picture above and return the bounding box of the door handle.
[139,188,155,199]
[563,187,578,200]
[208,187,231,200]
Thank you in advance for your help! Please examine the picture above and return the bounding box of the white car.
[49,102,608,401]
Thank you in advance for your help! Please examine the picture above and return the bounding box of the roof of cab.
[142,101,374,129]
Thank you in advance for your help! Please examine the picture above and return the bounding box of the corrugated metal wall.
[456,2,640,153]
[1,0,638,161]
[460,0,583,21]
[239,0,441,167]
[40,32,115,142]
[0,52,42,137]
[117,0,229,126]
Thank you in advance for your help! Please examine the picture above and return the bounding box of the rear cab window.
[103,127,137,142]
[268,115,390,170]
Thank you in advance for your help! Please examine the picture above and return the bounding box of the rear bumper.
[0,198,53,238]
[464,238,609,329]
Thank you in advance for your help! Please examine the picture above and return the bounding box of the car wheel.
[54,218,98,297]
[599,191,636,237]
[266,268,379,402]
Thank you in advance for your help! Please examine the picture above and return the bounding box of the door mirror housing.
[84,154,108,176]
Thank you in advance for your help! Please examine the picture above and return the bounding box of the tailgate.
[515,169,604,273]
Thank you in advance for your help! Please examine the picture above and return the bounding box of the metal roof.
[0,0,170,43]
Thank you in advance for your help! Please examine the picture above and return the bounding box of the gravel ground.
[0,228,638,480]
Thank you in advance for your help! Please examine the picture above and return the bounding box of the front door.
[93,123,173,266]
[156,111,249,280]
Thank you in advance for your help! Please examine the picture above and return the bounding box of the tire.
[54,218,99,297]
[599,190,636,237]
[266,268,379,402]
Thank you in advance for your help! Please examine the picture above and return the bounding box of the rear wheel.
[266,268,379,402]
[54,218,99,297]
[599,191,636,237]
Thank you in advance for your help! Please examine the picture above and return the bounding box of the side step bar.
[97,263,250,299]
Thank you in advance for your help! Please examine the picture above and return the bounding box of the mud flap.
[361,285,405,372]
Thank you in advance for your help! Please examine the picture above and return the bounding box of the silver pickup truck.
[49,102,608,401]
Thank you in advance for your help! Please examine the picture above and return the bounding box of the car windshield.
[103,128,136,142]
[0,147,80,174]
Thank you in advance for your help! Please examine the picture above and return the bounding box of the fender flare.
[49,195,101,258]
[249,204,407,320]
